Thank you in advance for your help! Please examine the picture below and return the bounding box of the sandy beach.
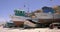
[0,26,60,32]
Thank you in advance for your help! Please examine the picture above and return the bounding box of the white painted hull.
[35,13,60,19]
[10,15,30,21]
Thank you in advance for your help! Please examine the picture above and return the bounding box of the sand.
[0,26,60,32]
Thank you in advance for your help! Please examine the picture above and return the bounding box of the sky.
[0,0,60,22]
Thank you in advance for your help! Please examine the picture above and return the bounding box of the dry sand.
[0,26,60,32]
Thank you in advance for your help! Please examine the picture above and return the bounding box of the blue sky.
[0,0,60,21]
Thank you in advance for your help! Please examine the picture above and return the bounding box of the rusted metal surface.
[13,21,24,26]
[38,19,60,23]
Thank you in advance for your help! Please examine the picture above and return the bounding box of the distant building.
[53,6,60,14]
